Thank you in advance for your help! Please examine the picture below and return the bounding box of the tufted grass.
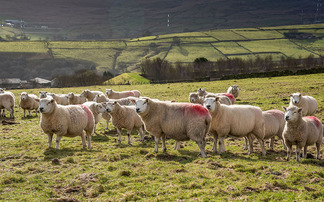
[0,73,323,201]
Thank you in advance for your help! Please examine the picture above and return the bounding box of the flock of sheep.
[0,85,322,162]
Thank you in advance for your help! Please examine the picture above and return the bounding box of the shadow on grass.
[92,134,109,142]
[43,147,99,161]
[21,115,38,120]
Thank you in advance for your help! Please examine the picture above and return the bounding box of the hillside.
[1,23,324,80]
[0,0,319,40]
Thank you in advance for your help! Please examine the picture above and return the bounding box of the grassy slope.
[0,73,324,201]
[104,73,150,85]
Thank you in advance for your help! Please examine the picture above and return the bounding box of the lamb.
[0,92,15,118]
[227,85,239,98]
[204,97,266,156]
[134,98,211,157]
[39,97,94,149]
[67,92,87,105]
[105,101,145,144]
[19,92,40,117]
[282,106,323,162]
[0,88,15,117]
[244,110,286,151]
[289,93,317,116]
[47,93,69,105]
[80,89,105,101]
[82,101,106,133]
[106,89,136,99]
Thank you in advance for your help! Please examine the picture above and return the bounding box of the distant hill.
[0,0,319,40]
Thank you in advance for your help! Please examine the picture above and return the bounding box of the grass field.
[1,74,324,201]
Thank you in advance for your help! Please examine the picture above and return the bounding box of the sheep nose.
[206,105,211,109]
[285,116,290,121]
[39,107,44,112]
[136,108,140,113]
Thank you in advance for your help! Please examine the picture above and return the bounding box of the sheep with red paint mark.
[39,97,94,149]
[227,85,239,98]
[205,93,233,105]
[105,101,145,144]
[289,92,318,116]
[189,92,233,106]
[82,101,106,133]
[204,97,266,156]
[106,89,137,99]
[134,98,211,157]
[19,92,39,117]
[197,88,235,104]
[67,92,87,105]
[80,89,105,101]
[282,106,323,162]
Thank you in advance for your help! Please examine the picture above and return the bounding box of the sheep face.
[106,89,112,96]
[39,98,56,114]
[67,92,74,99]
[95,103,106,114]
[0,88,4,93]
[283,106,302,122]
[39,91,48,98]
[80,90,89,97]
[20,92,29,100]
[105,101,116,113]
[189,93,198,103]
[290,93,302,104]
[204,97,218,112]
[134,99,149,114]
[197,88,206,96]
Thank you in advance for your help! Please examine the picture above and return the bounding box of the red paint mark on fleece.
[305,116,322,128]
[182,103,209,116]
[221,93,235,103]
[128,91,135,96]
[79,104,94,119]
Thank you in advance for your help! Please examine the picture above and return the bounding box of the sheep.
[19,92,40,117]
[82,101,106,133]
[134,98,211,157]
[204,97,266,156]
[105,101,145,144]
[67,92,87,105]
[244,110,286,151]
[0,93,15,118]
[289,92,317,116]
[80,89,105,101]
[106,89,136,99]
[131,90,141,98]
[189,93,204,105]
[282,106,323,162]
[190,92,233,105]
[197,88,235,104]
[227,85,239,98]
[47,93,69,105]
[39,97,95,149]
[93,94,109,103]
[206,94,233,105]
[39,91,49,98]
[0,88,15,117]
[197,88,208,97]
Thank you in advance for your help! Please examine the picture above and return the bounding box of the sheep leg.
[296,145,302,162]
[302,146,307,158]
[85,131,92,149]
[212,133,218,153]
[116,128,122,143]
[154,136,160,153]
[28,110,31,117]
[316,142,321,160]
[23,109,26,117]
[286,143,292,161]
[80,131,87,149]
[282,139,287,150]
[247,134,254,154]
[218,136,225,154]
[55,135,62,149]
[258,139,266,156]
[9,108,14,119]
[269,137,275,150]
[161,135,167,153]
[196,140,207,158]
[138,127,145,142]
[243,136,248,150]
[127,130,132,145]
[47,133,53,148]
[174,141,181,150]
[105,120,109,130]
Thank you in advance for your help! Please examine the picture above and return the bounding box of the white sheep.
[289,93,318,116]
[282,106,323,162]
[197,88,235,104]
[105,101,145,144]
[189,93,204,105]
[82,101,106,133]
[39,91,49,98]
[67,92,87,105]
[0,88,15,117]
[80,89,105,101]
[189,92,233,105]
[93,94,109,103]
[134,98,211,157]
[206,94,233,105]
[39,97,95,149]
[47,93,69,105]
[106,89,136,99]
[204,97,266,156]
[0,92,15,118]
[19,92,39,117]
[227,85,239,98]
[244,109,286,151]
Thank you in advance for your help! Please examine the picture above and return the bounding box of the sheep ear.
[299,94,302,97]
[50,99,55,103]
[171,100,176,102]
[145,98,149,103]
[202,88,205,91]
[130,99,136,104]
[298,108,303,113]
[289,94,292,97]
[282,106,287,111]
[198,88,201,90]
[215,97,219,102]
[114,101,117,104]
[101,102,106,107]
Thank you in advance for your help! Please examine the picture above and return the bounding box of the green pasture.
[234,30,284,40]
[0,74,323,201]
[104,73,150,85]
